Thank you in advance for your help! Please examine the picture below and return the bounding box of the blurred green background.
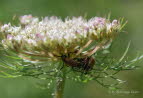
[0,0,143,98]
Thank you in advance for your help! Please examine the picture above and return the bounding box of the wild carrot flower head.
[0,15,122,61]
[0,15,141,90]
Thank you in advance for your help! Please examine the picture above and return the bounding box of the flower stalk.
[54,66,66,98]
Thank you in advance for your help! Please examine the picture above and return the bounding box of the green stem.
[54,68,66,98]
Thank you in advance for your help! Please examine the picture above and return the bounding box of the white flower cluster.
[0,15,122,60]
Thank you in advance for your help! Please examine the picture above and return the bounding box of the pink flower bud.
[112,20,118,26]
[35,33,44,39]
[7,34,13,40]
